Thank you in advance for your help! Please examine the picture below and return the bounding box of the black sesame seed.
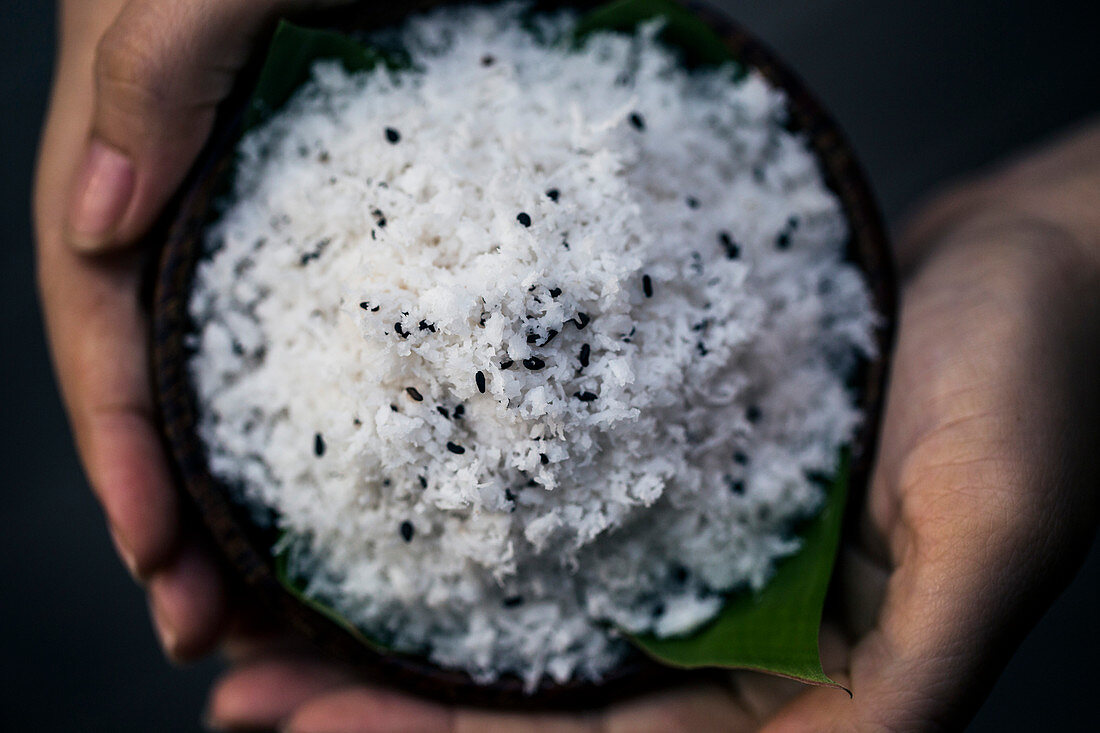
[718,231,741,259]
[746,405,762,423]
[686,196,700,209]
[475,370,486,393]
[575,391,597,402]
[313,433,325,457]
[572,312,590,329]
[522,356,545,370]
[548,287,562,298]
[419,475,428,489]
[394,322,409,339]
[541,329,559,346]
[697,341,708,356]
[419,320,436,332]
[504,488,516,502]
[578,343,590,368]
[540,453,549,465]
[372,209,387,228]
[480,54,495,66]
[672,564,689,583]
[390,404,399,412]
[372,305,380,312]
[437,406,449,419]
[690,251,704,275]
[446,441,466,455]
[776,231,791,250]
[642,274,653,298]
[502,595,524,608]
[517,212,531,227]
[729,480,746,495]
[546,188,560,202]
[382,478,392,487]
[406,387,424,402]
[499,359,514,370]
[733,451,748,465]
[399,520,414,542]
[526,332,539,344]
[359,301,371,310]
[653,602,666,617]
[787,215,800,230]
[453,405,465,419]
[628,111,646,131]
[385,127,401,143]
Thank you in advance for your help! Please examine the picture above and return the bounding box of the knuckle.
[93,26,170,114]
[897,432,1039,558]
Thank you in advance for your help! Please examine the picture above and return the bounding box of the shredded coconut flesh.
[188,5,877,690]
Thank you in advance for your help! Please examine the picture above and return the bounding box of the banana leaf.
[628,454,849,688]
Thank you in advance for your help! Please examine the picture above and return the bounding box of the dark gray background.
[2,1,1097,730]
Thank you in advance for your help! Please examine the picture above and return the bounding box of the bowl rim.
[150,0,896,710]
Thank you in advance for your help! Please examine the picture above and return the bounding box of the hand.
[34,0,348,664]
[205,126,1100,731]
[35,0,1100,728]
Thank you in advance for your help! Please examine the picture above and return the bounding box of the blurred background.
[2,0,1096,730]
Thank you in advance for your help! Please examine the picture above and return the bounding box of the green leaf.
[244,21,402,131]
[273,541,387,652]
[626,453,851,689]
[573,0,738,69]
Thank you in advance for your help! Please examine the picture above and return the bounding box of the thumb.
[64,0,347,251]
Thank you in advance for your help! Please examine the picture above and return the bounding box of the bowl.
[150,0,896,709]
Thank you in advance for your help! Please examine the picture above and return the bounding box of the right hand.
[35,0,350,670]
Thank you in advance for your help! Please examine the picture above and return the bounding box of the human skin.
[34,1,1100,730]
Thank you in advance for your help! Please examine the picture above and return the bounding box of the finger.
[219,612,314,665]
[284,686,453,733]
[66,0,349,251]
[206,654,358,731]
[604,683,757,732]
[146,537,228,662]
[454,710,598,733]
[39,247,183,579]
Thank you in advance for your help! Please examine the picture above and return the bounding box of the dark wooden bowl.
[151,0,896,710]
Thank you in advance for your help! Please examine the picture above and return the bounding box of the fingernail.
[108,524,140,578]
[67,139,134,250]
[151,596,180,661]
